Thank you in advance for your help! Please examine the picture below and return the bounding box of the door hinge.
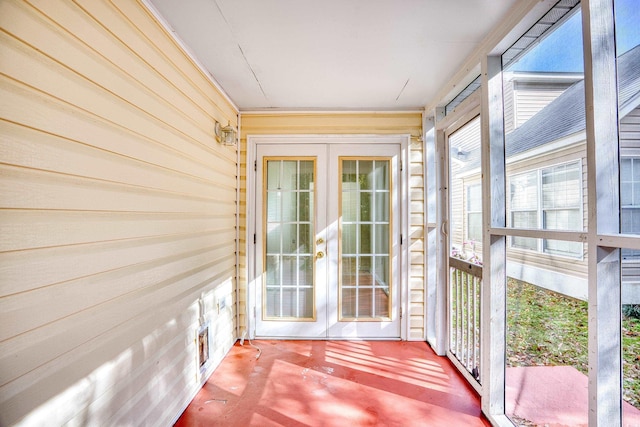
[254,160,257,171]
[254,233,257,244]
[400,234,403,245]
[400,160,403,172]
[400,307,403,319]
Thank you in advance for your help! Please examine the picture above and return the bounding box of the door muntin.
[339,157,393,321]
[263,157,317,321]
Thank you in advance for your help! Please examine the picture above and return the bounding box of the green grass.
[506,279,640,409]
[623,315,640,408]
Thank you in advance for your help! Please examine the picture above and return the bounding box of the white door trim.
[246,134,411,340]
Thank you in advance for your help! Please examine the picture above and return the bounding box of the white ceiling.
[147,0,518,111]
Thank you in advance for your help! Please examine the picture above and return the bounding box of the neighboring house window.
[466,184,482,242]
[621,157,640,259]
[508,160,582,257]
[509,171,538,251]
[541,162,582,256]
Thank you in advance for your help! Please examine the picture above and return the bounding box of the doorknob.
[316,237,324,245]
[316,251,325,259]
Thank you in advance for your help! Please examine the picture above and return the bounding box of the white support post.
[582,0,622,424]
[425,112,438,349]
[434,107,449,356]
[481,54,507,419]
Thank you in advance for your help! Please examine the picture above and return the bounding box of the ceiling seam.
[213,0,271,106]
[237,44,270,105]
[396,78,410,101]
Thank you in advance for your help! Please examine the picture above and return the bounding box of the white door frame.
[246,134,410,340]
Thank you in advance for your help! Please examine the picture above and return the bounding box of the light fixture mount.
[220,122,237,146]
[214,121,222,143]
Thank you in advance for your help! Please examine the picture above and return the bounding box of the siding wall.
[239,113,426,339]
[0,1,238,425]
[503,78,516,133]
[621,105,640,297]
[503,77,575,133]
[513,82,573,128]
[448,116,481,255]
[620,105,640,155]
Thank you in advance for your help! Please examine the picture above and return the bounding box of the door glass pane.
[375,224,389,253]
[281,224,297,253]
[360,192,372,222]
[343,160,357,183]
[299,224,312,254]
[264,159,314,319]
[299,161,314,190]
[375,192,389,220]
[342,192,358,222]
[360,224,373,254]
[281,192,297,222]
[299,192,311,222]
[374,161,389,189]
[342,224,357,253]
[266,192,281,222]
[266,224,281,253]
[281,161,297,190]
[358,161,374,190]
[340,159,391,320]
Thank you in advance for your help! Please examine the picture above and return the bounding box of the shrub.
[622,304,640,320]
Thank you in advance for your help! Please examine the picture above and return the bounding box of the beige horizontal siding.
[409,137,426,340]
[450,174,465,250]
[240,112,425,339]
[241,112,421,135]
[503,78,516,133]
[620,106,640,284]
[0,1,238,426]
[621,106,640,153]
[514,82,572,128]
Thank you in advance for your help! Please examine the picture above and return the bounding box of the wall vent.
[197,323,210,375]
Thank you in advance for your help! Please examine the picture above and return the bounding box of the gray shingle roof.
[618,44,640,112]
[457,44,640,173]
[507,44,640,157]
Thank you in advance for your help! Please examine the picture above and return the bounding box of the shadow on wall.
[3,276,236,426]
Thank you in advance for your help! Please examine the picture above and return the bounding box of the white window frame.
[507,160,584,258]
[620,156,640,259]
[466,183,482,243]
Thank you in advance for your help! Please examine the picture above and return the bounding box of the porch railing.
[449,256,482,383]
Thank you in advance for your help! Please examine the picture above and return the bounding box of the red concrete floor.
[506,366,640,426]
[175,340,490,427]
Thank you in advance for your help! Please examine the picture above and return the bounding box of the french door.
[254,143,401,339]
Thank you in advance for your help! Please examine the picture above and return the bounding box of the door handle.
[316,237,324,245]
[316,251,325,259]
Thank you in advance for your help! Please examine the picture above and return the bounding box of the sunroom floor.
[174,340,490,427]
